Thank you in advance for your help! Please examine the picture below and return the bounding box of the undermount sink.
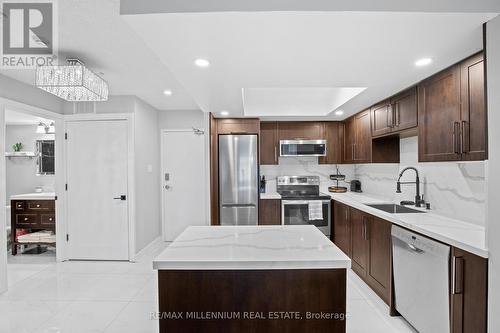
[365,203,425,214]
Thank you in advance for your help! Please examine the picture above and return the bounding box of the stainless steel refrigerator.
[218,134,258,225]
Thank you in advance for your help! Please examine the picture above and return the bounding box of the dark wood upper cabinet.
[319,122,342,165]
[451,247,488,333]
[460,53,487,161]
[260,122,279,165]
[365,216,392,305]
[354,110,372,163]
[350,208,369,278]
[418,65,462,162]
[391,87,418,132]
[217,118,260,135]
[419,53,486,162]
[343,116,356,163]
[343,110,372,164]
[332,201,351,256]
[371,87,417,138]
[258,199,281,225]
[277,122,324,141]
[371,100,393,137]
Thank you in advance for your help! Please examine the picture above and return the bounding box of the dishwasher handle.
[407,243,424,254]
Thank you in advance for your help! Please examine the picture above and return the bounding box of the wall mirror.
[36,140,55,175]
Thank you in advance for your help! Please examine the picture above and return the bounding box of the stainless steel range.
[277,176,331,236]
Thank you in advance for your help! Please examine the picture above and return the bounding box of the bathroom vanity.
[10,193,56,255]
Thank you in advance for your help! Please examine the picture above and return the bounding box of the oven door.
[281,200,331,236]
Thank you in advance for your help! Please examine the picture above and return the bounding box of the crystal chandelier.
[35,59,109,102]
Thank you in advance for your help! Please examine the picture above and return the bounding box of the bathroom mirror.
[36,140,55,175]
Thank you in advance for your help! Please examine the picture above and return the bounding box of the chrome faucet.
[396,167,425,207]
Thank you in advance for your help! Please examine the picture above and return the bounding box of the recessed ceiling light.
[163,89,172,96]
[415,58,432,67]
[220,111,229,116]
[195,58,210,68]
[335,110,344,116]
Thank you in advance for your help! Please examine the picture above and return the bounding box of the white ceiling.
[0,2,497,119]
[122,11,496,119]
[243,87,366,117]
[0,0,198,111]
[5,110,53,125]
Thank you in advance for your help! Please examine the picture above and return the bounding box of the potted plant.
[12,142,23,152]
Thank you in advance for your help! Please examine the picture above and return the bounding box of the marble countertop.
[10,192,56,200]
[260,192,281,199]
[153,225,351,270]
[324,190,488,258]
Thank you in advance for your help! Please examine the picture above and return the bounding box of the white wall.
[5,125,56,203]
[0,74,64,114]
[486,15,500,333]
[158,110,205,129]
[355,137,486,225]
[0,105,7,293]
[134,98,162,252]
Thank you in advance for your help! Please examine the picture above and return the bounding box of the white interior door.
[66,120,129,260]
[162,130,207,241]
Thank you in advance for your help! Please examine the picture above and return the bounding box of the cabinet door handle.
[274,145,277,163]
[452,256,464,294]
[362,217,369,241]
[461,120,469,154]
[394,103,400,126]
[452,121,460,154]
[352,144,356,160]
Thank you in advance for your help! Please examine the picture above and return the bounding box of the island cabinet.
[332,202,392,305]
[259,121,279,165]
[418,52,486,162]
[258,199,281,225]
[371,87,418,137]
[450,247,488,333]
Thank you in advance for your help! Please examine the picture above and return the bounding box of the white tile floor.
[0,243,416,333]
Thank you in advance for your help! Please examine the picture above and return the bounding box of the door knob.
[113,195,127,201]
[164,185,171,190]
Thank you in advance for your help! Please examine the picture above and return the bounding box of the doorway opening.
[4,108,58,273]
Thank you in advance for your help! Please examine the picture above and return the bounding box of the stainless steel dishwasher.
[392,225,450,333]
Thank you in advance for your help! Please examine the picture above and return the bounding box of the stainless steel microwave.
[279,140,327,157]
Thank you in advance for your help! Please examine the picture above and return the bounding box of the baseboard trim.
[133,236,162,262]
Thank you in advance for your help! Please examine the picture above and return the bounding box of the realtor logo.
[1,1,57,68]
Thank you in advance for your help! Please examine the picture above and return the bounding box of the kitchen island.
[153,225,351,333]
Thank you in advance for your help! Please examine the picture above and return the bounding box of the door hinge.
[65,183,68,191]
[65,132,68,140]
[55,195,58,200]
[66,234,69,242]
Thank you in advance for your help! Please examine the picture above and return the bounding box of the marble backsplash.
[355,137,486,226]
[260,157,356,194]
[260,136,486,226]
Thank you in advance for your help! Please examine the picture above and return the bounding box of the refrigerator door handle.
[221,204,257,208]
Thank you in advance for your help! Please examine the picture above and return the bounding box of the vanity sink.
[365,203,425,214]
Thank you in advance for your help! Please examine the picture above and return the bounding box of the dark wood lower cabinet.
[349,208,369,278]
[365,216,392,305]
[332,201,350,256]
[259,199,281,225]
[451,247,488,333]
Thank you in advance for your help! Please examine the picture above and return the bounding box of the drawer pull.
[24,217,28,221]
[36,204,40,208]
[49,218,53,221]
